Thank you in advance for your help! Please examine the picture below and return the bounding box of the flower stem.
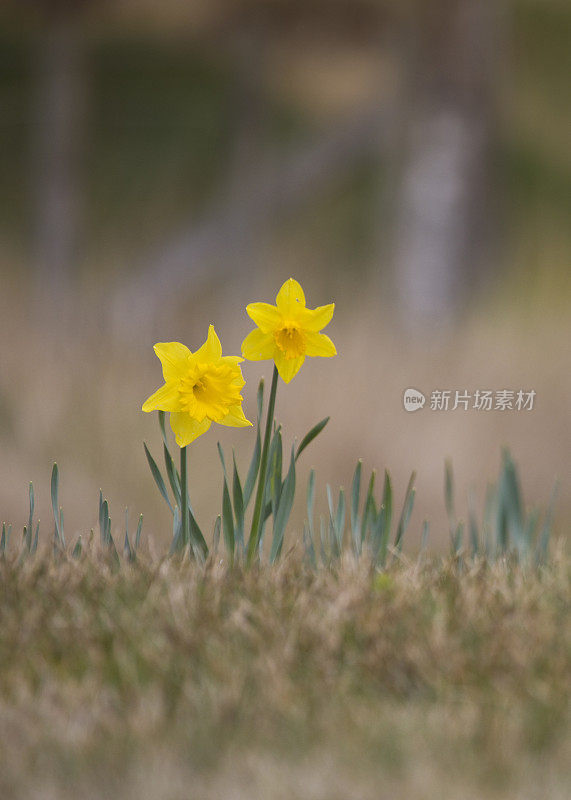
[180,445,189,548]
[247,365,279,564]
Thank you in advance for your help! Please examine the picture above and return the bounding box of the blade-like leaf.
[72,535,82,559]
[360,470,376,545]
[270,447,296,564]
[163,442,181,508]
[169,505,182,555]
[270,430,283,517]
[296,417,329,462]
[394,472,416,551]
[221,475,235,563]
[243,426,261,508]
[131,515,141,551]
[350,460,362,537]
[420,520,430,551]
[51,463,65,548]
[144,443,173,513]
[212,515,221,553]
[232,453,245,553]
[306,469,316,542]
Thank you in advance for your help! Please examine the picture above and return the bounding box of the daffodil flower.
[241,278,336,383]
[142,325,251,447]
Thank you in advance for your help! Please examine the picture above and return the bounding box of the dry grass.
[1,547,569,799]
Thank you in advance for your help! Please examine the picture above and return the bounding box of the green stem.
[247,365,279,564]
[180,445,189,548]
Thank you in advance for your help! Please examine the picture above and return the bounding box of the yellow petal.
[242,328,275,361]
[275,278,306,317]
[300,303,335,332]
[153,342,191,382]
[218,404,253,428]
[220,355,244,368]
[169,412,211,447]
[246,302,282,333]
[142,382,182,412]
[274,350,305,383]
[194,324,222,362]
[304,331,337,358]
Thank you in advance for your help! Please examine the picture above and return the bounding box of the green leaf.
[124,508,134,561]
[31,521,39,554]
[163,442,181,508]
[169,506,182,555]
[221,474,235,564]
[243,427,261,508]
[394,472,416,551]
[100,499,110,546]
[212,515,221,553]
[135,514,143,550]
[501,450,525,555]
[51,463,65,548]
[232,453,245,553]
[360,470,376,545]
[270,447,296,564]
[72,535,82,559]
[0,522,6,555]
[306,468,316,542]
[468,491,479,556]
[158,410,169,446]
[350,460,362,537]
[374,470,393,565]
[303,521,316,568]
[319,516,328,565]
[420,520,430,551]
[269,430,283,517]
[144,443,173,513]
[296,416,329,462]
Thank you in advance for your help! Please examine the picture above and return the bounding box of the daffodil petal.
[305,331,337,358]
[154,342,191,382]
[274,351,305,383]
[169,413,211,447]
[246,302,282,333]
[142,381,182,412]
[275,278,306,317]
[300,303,335,332]
[242,328,275,361]
[218,404,253,428]
[194,324,222,362]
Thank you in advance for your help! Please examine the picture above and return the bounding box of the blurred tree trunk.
[391,0,502,331]
[32,13,85,300]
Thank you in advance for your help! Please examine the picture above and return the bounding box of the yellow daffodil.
[241,278,336,382]
[143,325,251,447]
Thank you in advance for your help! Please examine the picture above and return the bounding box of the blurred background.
[0,0,569,550]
